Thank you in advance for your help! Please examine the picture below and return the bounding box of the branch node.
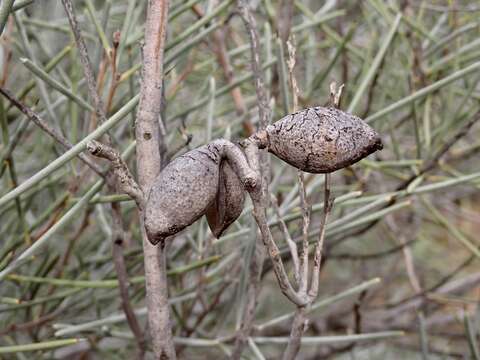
[86,140,144,208]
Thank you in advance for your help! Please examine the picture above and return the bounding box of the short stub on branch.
[86,140,144,208]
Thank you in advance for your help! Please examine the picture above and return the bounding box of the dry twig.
[60,1,146,357]
[231,1,271,357]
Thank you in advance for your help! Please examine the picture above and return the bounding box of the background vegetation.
[0,0,479,358]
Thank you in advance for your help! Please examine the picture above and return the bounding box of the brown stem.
[277,0,294,46]
[191,4,254,135]
[297,171,310,295]
[0,86,104,176]
[231,2,272,358]
[0,309,60,336]
[105,31,121,115]
[111,203,146,359]
[282,307,307,360]
[238,1,270,130]
[283,82,339,359]
[308,173,333,300]
[61,2,147,356]
[86,140,144,208]
[272,195,300,285]
[1,83,147,357]
[211,28,254,135]
[250,194,307,306]
[61,0,107,125]
[135,0,175,359]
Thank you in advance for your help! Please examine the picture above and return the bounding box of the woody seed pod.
[145,139,256,245]
[206,161,246,238]
[263,106,383,173]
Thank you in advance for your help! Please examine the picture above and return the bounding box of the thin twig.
[1,84,147,358]
[105,31,121,115]
[237,0,270,130]
[0,0,14,36]
[111,203,146,360]
[191,4,254,135]
[231,1,272,358]
[385,216,422,294]
[61,0,107,124]
[248,182,307,307]
[0,86,103,176]
[282,307,307,360]
[287,38,309,295]
[58,3,146,357]
[86,140,144,208]
[297,171,310,295]
[277,0,294,45]
[308,173,334,300]
[308,83,341,300]
[271,194,300,285]
[282,37,312,360]
[283,81,340,360]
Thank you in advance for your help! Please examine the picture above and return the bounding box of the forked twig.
[308,173,334,300]
[231,1,271,358]
[297,170,311,295]
[271,194,300,285]
[86,140,144,208]
[0,86,103,176]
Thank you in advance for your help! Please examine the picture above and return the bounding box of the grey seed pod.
[206,161,246,238]
[264,106,383,173]
[145,139,256,245]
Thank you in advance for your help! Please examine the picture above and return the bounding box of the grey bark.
[134,0,175,359]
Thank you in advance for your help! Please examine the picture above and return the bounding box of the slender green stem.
[0,339,82,353]
[348,14,401,113]
[0,0,15,36]
[0,95,139,209]
[366,61,480,123]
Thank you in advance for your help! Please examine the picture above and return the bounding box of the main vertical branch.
[135,1,175,359]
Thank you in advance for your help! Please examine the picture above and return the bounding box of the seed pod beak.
[372,134,383,151]
[146,229,164,246]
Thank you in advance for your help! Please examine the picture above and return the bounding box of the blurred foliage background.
[0,0,479,358]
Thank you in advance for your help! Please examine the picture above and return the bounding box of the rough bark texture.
[134,1,175,359]
[265,106,383,173]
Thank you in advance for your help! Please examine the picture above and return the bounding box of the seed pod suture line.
[257,106,383,174]
[206,161,246,238]
[144,139,257,245]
